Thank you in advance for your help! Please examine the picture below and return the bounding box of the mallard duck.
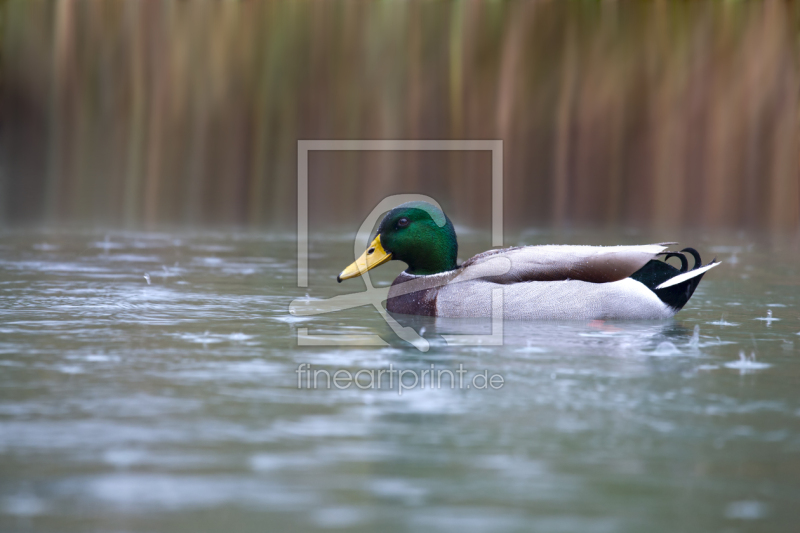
[337,201,720,319]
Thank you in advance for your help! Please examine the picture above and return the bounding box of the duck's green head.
[338,201,458,281]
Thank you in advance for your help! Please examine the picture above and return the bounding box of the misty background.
[1,0,798,233]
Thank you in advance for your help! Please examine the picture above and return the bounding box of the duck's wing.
[454,243,672,284]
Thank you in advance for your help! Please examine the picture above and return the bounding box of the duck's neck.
[402,232,458,276]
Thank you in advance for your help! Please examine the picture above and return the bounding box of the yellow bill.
[337,235,393,282]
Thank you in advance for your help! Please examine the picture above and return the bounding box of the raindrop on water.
[754,309,780,326]
[689,325,700,349]
[723,350,771,372]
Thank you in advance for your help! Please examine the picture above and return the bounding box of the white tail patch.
[655,261,721,290]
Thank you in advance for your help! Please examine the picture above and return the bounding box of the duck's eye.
[397,217,409,228]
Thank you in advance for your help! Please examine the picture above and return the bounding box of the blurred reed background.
[0,0,798,232]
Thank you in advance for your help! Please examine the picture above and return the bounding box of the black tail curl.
[630,247,714,311]
[661,251,688,272]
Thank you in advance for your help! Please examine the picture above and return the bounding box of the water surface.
[1,228,799,532]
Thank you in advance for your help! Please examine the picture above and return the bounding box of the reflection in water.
[0,229,799,532]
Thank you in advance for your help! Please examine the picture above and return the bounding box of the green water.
[1,228,799,532]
